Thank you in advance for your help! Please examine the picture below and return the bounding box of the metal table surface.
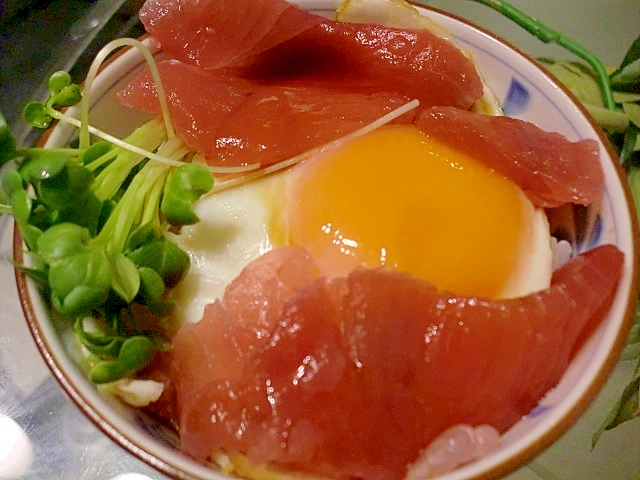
[1,1,639,479]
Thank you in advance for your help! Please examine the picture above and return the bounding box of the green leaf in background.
[627,163,640,224]
[592,373,640,448]
[620,124,640,166]
[538,59,604,106]
[538,58,630,133]
[584,32,640,447]
[610,35,640,92]
[624,102,640,130]
[538,26,640,448]
[615,92,640,105]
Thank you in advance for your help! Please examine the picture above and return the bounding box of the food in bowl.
[6,0,637,479]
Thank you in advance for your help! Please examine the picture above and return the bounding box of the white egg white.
[499,204,554,299]
[169,171,289,324]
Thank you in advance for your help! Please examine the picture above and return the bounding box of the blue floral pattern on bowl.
[503,77,531,116]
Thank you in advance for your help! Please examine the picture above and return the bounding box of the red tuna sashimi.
[416,106,604,207]
[166,244,623,479]
[137,0,483,110]
[117,61,255,160]
[211,84,415,167]
[168,246,318,433]
[116,60,415,167]
[237,20,483,111]
[139,0,323,70]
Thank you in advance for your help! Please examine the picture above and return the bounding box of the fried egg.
[171,124,553,324]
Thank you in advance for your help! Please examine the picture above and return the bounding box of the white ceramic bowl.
[15,1,639,479]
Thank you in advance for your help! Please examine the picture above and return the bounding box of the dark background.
[0,0,144,144]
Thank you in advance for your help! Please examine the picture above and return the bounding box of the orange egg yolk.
[288,124,537,299]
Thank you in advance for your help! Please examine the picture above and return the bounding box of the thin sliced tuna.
[416,106,604,207]
[136,0,484,109]
[116,60,416,167]
[139,0,324,69]
[116,60,255,159]
[164,244,622,480]
[237,20,484,111]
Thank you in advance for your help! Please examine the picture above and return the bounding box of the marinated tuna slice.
[237,20,484,111]
[163,244,622,480]
[116,60,415,167]
[416,106,604,207]
[210,84,415,167]
[116,60,254,159]
[139,0,324,69]
[137,0,484,109]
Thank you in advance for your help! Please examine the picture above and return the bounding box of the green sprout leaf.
[47,71,82,108]
[126,237,190,288]
[10,188,32,226]
[161,163,213,226]
[36,164,94,210]
[23,101,53,130]
[48,71,73,95]
[138,266,165,301]
[82,141,112,165]
[110,253,140,304]
[137,266,175,317]
[19,150,69,183]
[49,247,113,317]
[74,318,124,357]
[88,336,155,384]
[2,169,24,197]
[36,223,92,262]
[57,189,103,235]
[51,84,82,109]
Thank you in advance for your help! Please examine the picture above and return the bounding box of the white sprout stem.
[158,134,191,162]
[213,98,421,192]
[79,37,175,149]
[207,161,262,174]
[51,109,188,167]
[51,107,263,173]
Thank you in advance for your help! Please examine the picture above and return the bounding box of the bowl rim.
[13,2,640,480]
